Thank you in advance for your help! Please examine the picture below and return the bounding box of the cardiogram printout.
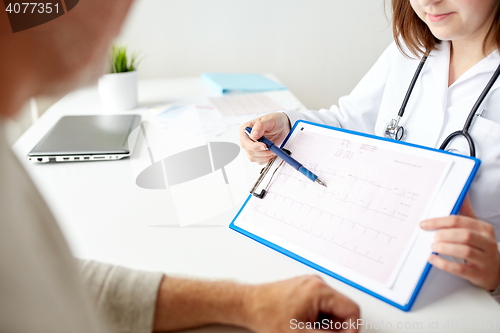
[234,124,453,288]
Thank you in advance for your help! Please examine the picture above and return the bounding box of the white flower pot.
[98,71,138,111]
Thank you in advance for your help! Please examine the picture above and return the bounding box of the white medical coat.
[286,41,500,238]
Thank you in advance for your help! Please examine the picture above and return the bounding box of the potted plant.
[98,45,140,111]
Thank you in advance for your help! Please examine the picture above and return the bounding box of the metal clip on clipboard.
[250,148,292,199]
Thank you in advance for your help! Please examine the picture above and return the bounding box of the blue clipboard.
[230,120,481,312]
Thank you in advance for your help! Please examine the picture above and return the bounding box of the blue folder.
[201,72,287,94]
[230,120,480,311]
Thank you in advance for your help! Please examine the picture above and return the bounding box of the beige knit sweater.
[0,124,164,332]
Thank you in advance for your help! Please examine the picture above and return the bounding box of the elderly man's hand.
[153,275,359,332]
[245,275,360,333]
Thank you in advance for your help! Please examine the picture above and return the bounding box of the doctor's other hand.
[247,275,360,333]
[239,112,291,165]
[420,196,500,291]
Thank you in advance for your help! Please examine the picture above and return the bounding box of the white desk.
[13,77,500,333]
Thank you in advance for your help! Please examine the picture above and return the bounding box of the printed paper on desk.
[230,121,479,310]
[208,94,284,116]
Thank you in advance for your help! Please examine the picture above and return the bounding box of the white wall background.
[117,0,394,110]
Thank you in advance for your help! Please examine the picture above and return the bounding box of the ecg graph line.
[252,202,388,265]
[272,170,418,221]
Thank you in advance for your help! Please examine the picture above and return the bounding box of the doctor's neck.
[448,31,497,86]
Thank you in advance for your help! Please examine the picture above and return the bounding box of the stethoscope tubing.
[439,130,476,157]
[461,62,500,132]
[438,62,500,157]
[398,55,428,117]
[391,53,500,158]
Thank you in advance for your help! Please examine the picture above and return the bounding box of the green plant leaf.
[109,44,142,73]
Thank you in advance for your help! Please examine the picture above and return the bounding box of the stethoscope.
[384,54,500,157]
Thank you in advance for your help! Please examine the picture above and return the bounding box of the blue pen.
[245,127,326,187]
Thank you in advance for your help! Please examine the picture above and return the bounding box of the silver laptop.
[27,115,141,163]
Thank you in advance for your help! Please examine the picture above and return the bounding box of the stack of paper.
[150,104,258,137]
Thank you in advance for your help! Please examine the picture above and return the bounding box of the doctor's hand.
[239,112,291,165]
[420,197,500,291]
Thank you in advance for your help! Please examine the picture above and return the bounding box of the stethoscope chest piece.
[384,116,405,141]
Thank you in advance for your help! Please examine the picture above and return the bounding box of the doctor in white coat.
[240,0,500,295]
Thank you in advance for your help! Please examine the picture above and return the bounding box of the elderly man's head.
[0,0,134,117]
